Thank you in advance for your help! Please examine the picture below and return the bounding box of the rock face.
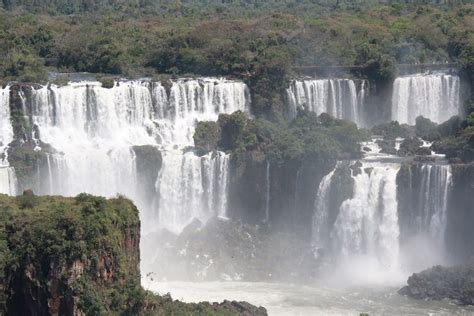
[141,216,317,282]
[446,164,474,262]
[0,193,142,316]
[399,265,474,305]
[0,193,267,316]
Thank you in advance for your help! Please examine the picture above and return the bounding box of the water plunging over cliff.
[397,164,452,270]
[21,79,247,231]
[0,86,13,165]
[156,151,230,233]
[391,73,460,125]
[287,79,366,126]
[312,165,337,259]
[331,162,401,284]
[311,157,455,284]
[418,164,451,243]
[0,86,17,195]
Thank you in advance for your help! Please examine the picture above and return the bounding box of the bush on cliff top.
[195,110,368,166]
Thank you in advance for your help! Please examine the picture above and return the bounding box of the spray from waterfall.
[22,79,248,234]
[264,160,271,224]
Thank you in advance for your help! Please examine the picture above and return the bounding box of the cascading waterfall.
[287,79,364,126]
[312,165,337,259]
[311,158,455,283]
[332,163,401,271]
[0,86,13,161]
[155,78,249,148]
[22,78,247,233]
[417,164,452,244]
[0,86,17,195]
[156,151,230,233]
[391,73,460,125]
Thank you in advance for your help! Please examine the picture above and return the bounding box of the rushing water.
[418,165,452,244]
[146,281,474,316]
[156,150,230,233]
[287,79,365,126]
[391,73,460,125]
[19,79,247,233]
[1,77,470,314]
[312,164,337,259]
[0,86,17,195]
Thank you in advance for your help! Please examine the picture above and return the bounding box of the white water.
[146,281,474,316]
[331,162,402,285]
[418,164,452,245]
[25,79,247,232]
[156,150,230,233]
[287,79,364,126]
[0,86,13,165]
[391,73,460,125]
[312,164,337,259]
[0,86,17,195]
[0,167,17,195]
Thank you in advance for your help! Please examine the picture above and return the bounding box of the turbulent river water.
[145,281,474,315]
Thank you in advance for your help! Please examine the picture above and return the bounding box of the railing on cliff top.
[293,63,458,76]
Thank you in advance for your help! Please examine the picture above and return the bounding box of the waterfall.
[0,86,13,165]
[287,79,364,125]
[0,86,17,195]
[156,151,230,233]
[0,167,17,195]
[312,165,337,258]
[417,164,451,244]
[311,161,403,283]
[391,73,460,125]
[22,78,246,232]
[332,163,400,270]
[264,161,271,224]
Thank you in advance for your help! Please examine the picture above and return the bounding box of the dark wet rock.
[449,157,463,164]
[362,146,372,152]
[398,137,423,157]
[413,155,435,163]
[376,139,398,155]
[350,160,363,176]
[414,147,432,156]
[142,217,312,282]
[399,264,474,305]
[214,300,267,315]
[364,167,373,175]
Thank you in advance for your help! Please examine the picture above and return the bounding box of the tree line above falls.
[0,0,472,164]
[0,1,473,115]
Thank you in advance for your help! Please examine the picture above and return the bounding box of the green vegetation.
[0,193,266,315]
[372,120,412,139]
[195,110,368,166]
[0,2,472,116]
[371,115,474,162]
[0,193,144,314]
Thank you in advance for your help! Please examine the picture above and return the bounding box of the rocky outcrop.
[0,193,142,316]
[141,216,315,282]
[399,265,474,305]
[0,193,267,315]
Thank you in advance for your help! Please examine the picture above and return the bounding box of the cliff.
[0,192,267,315]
